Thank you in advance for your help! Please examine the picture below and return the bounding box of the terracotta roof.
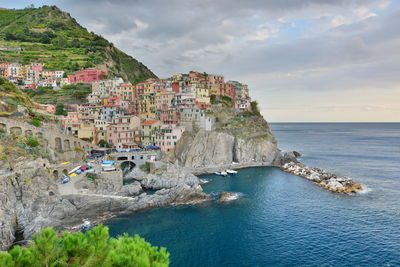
[142,120,160,126]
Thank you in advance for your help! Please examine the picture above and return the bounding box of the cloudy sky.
[1,0,400,122]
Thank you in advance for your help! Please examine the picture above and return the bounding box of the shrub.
[98,139,111,148]
[250,101,261,115]
[55,103,67,116]
[31,119,41,127]
[140,162,151,173]
[25,136,40,148]
[0,225,170,266]
[210,94,217,104]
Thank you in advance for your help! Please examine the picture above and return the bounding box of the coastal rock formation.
[64,184,211,222]
[281,151,301,164]
[282,162,362,193]
[0,158,77,250]
[218,192,240,202]
[164,104,281,169]
[141,166,199,189]
[0,159,211,250]
[167,127,280,168]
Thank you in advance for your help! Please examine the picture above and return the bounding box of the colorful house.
[141,120,162,146]
[68,68,108,83]
[155,125,185,152]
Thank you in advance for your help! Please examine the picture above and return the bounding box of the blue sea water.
[105,123,400,266]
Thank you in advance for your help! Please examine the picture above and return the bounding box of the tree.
[55,104,67,116]
[250,101,261,115]
[0,225,170,266]
[98,139,111,148]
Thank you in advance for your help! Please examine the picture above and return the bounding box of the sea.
[105,123,400,266]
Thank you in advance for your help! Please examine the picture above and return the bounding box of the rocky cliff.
[0,158,210,250]
[165,104,281,169]
[0,158,76,250]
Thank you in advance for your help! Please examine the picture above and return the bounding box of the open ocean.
[105,123,400,266]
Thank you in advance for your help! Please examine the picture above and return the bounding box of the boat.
[68,166,81,174]
[61,176,70,184]
[226,169,238,174]
[220,171,228,176]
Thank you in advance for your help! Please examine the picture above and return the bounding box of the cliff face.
[0,158,76,250]
[0,157,211,250]
[166,106,281,168]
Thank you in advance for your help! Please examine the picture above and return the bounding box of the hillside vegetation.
[0,5,157,83]
[0,77,35,115]
[26,83,92,105]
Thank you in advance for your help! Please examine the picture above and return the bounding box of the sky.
[1,0,399,122]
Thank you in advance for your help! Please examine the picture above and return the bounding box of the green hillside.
[0,77,36,115]
[0,5,157,83]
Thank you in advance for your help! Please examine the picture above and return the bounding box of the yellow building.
[140,93,157,119]
[77,123,95,141]
[141,120,162,146]
[195,84,210,104]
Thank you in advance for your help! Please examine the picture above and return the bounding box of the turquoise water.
[106,123,400,266]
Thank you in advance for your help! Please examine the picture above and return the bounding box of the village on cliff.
[0,62,252,152]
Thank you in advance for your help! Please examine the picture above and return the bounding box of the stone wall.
[0,117,96,155]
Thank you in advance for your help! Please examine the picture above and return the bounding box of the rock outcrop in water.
[282,161,362,193]
[218,192,240,202]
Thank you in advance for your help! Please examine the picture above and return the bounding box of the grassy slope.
[0,6,157,84]
[0,77,36,114]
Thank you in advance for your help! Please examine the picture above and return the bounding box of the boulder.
[218,192,240,202]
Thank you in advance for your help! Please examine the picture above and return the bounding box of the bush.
[25,136,40,147]
[31,119,41,127]
[55,103,67,116]
[0,225,170,266]
[210,94,217,104]
[140,162,151,173]
[250,101,261,115]
[98,139,111,148]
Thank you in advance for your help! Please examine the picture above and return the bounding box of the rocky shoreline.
[0,151,363,251]
[282,161,362,193]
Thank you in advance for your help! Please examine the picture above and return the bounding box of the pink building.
[39,104,56,114]
[29,63,44,72]
[61,112,81,136]
[155,125,185,152]
[207,74,224,85]
[217,83,235,98]
[68,68,108,83]
[106,115,141,150]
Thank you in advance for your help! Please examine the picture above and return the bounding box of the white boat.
[220,171,228,176]
[226,169,238,174]
[68,166,81,174]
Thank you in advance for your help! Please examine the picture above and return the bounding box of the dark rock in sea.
[282,151,301,164]
[218,192,240,202]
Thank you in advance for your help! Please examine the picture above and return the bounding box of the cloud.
[23,0,400,121]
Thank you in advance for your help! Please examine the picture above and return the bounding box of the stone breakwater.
[282,162,362,193]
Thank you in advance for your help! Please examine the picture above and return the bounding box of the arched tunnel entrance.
[120,161,136,176]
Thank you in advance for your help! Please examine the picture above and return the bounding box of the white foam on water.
[358,185,372,194]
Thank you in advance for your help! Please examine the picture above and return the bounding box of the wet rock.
[282,162,362,194]
[218,192,240,202]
